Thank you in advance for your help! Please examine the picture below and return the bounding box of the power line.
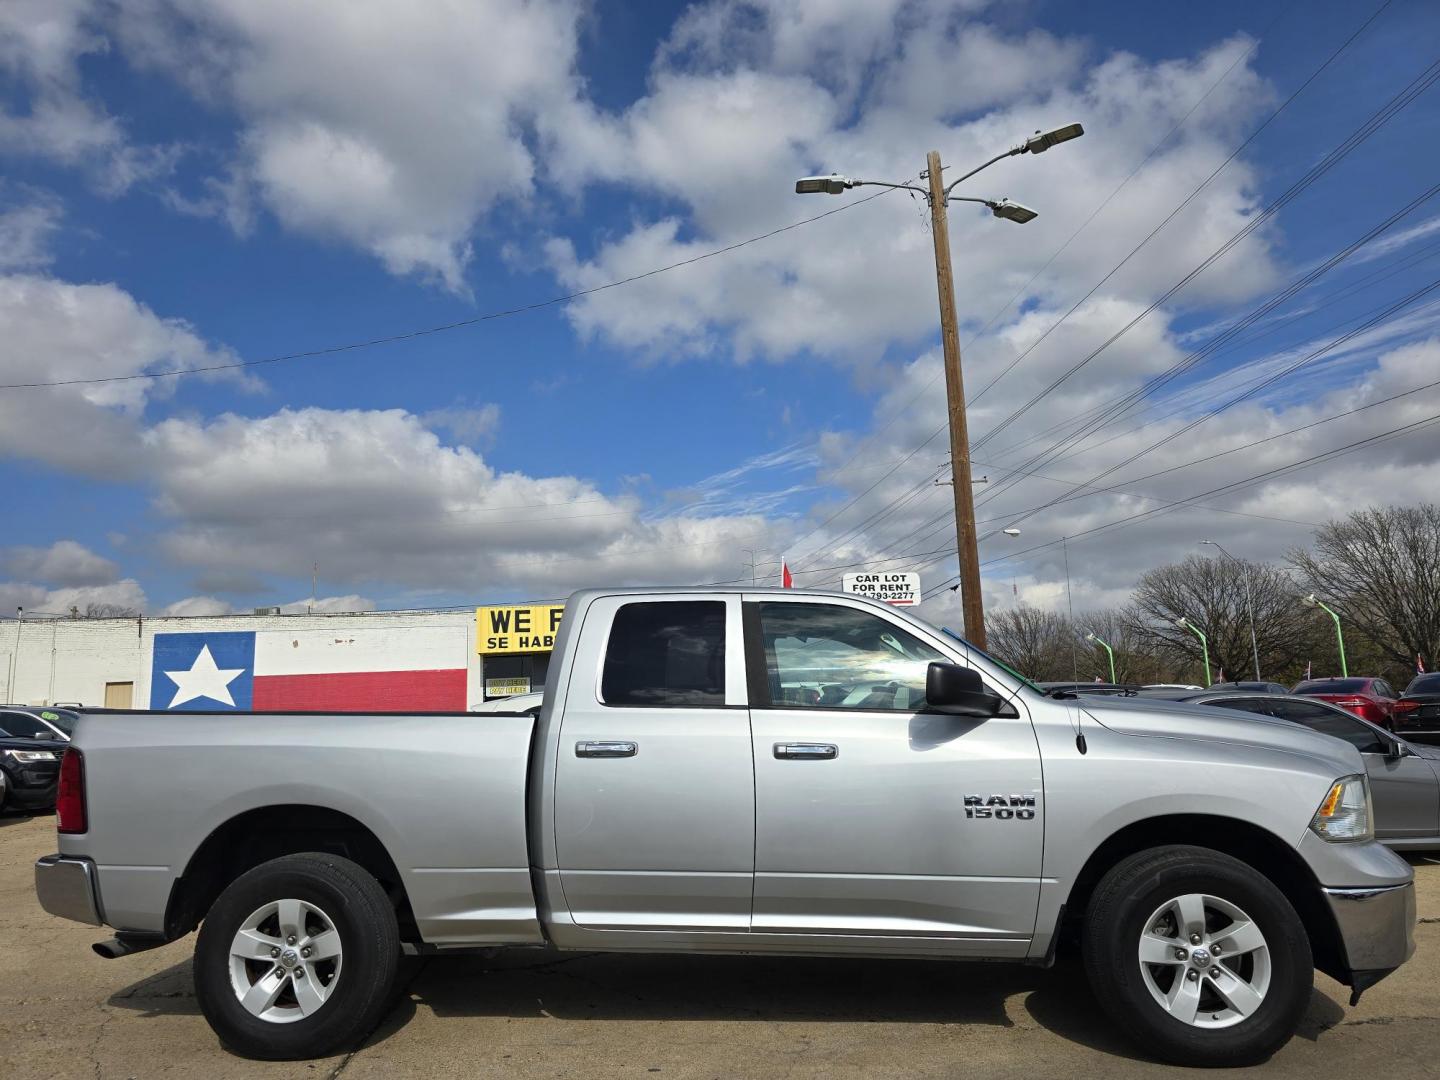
[0,190,894,391]
[972,50,1440,459]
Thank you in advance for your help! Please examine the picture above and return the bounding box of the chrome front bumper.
[1323,882,1416,996]
[34,854,103,926]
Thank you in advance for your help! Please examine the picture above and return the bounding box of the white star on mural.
[165,644,245,708]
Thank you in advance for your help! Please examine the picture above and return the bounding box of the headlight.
[3,749,59,763]
[1309,774,1372,842]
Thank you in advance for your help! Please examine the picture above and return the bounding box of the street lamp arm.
[850,179,930,196]
[943,149,1022,196]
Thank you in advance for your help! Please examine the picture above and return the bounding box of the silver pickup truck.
[35,587,1415,1066]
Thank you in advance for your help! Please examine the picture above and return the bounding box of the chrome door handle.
[774,742,838,760]
[575,740,638,758]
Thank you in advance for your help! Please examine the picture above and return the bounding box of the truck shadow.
[108,951,1348,1063]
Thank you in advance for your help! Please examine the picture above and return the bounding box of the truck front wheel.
[194,852,401,1060]
[1082,845,1312,1067]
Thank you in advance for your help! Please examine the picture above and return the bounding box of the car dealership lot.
[3,814,1439,1080]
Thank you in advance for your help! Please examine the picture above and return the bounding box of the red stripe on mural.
[251,669,467,712]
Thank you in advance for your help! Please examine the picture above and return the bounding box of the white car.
[470,692,543,716]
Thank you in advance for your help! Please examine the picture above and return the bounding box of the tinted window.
[0,711,54,739]
[1206,696,1286,720]
[1293,679,1370,694]
[1407,673,1440,694]
[601,601,726,707]
[1374,681,1394,699]
[1270,699,1388,754]
[756,602,945,711]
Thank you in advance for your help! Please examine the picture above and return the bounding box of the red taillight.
[1394,700,1420,714]
[56,749,86,834]
[1332,698,1370,709]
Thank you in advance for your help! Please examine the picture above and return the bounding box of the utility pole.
[926,150,986,649]
[793,123,1084,649]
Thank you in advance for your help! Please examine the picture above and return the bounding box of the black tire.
[1082,845,1312,1067]
[194,853,400,1060]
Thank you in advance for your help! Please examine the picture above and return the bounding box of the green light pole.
[1303,594,1348,677]
[1084,630,1116,683]
[1176,616,1211,685]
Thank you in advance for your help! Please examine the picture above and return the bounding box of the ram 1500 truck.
[35,588,1415,1065]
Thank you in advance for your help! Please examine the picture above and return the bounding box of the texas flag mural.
[150,627,467,712]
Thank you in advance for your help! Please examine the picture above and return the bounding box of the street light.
[794,122,1085,651]
[1199,540,1261,682]
[1302,593,1349,677]
[1085,630,1116,684]
[1176,616,1212,686]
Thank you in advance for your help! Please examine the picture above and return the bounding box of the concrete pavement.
[3,811,1438,1079]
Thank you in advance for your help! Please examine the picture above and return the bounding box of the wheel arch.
[164,804,420,943]
[1061,813,1346,982]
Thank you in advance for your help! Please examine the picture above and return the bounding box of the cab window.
[753,602,946,711]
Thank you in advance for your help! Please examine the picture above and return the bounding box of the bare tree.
[1290,504,1440,674]
[986,605,1075,682]
[1130,555,1313,684]
[84,603,140,619]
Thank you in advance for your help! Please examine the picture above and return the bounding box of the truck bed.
[59,710,545,946]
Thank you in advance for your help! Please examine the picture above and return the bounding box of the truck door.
[553,595,754,931]
[745,597,1043,956]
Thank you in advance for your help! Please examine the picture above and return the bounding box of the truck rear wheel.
[194,853,400,1060]
[1082,845,1312,1067]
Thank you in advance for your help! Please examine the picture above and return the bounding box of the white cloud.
[0,273,250,476]
[2,540,118,587]
[547,30,1279,362]
[0,578,148,616]
[159,595,233,617]
[117,0,589,288]
[278,594,374,615]
[0,0,176,192]
[0,188,63,270]
[140,405,789,597]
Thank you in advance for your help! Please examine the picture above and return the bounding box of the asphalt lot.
[3,812,1439,1080]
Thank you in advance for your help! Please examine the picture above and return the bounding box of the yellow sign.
[477,603,565,655]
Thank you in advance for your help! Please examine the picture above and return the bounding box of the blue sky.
[2,0,1439,620]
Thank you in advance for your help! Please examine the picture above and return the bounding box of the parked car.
[1206,681,1291,695]
[470,691,544,716]
[1162,691,1439,851]
[1394,673,1440,738]
[1292,677,1398,728]
[35,587,1414,1066]
[0,706,76,741]
[0,713,63,812]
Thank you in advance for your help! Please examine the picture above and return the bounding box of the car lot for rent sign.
[842,572,921,605]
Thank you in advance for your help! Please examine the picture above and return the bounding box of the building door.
[746,597,1043,955]
[553,595,753,932]
[104,682,134,709]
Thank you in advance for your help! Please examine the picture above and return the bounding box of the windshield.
[939,626,1044,695]
[1294,678,1370,694]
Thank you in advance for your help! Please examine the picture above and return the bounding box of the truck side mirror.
[1385,737,1409,761]
[926,662,1005,718]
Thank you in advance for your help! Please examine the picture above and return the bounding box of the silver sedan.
[1180,691,1440,851]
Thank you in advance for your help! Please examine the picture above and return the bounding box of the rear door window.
[601,601,727,707]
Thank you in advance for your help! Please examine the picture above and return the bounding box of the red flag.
[1419,654,1427,674]
[781,560,793,589]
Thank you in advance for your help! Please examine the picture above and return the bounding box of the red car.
[1292,676,1399,728]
